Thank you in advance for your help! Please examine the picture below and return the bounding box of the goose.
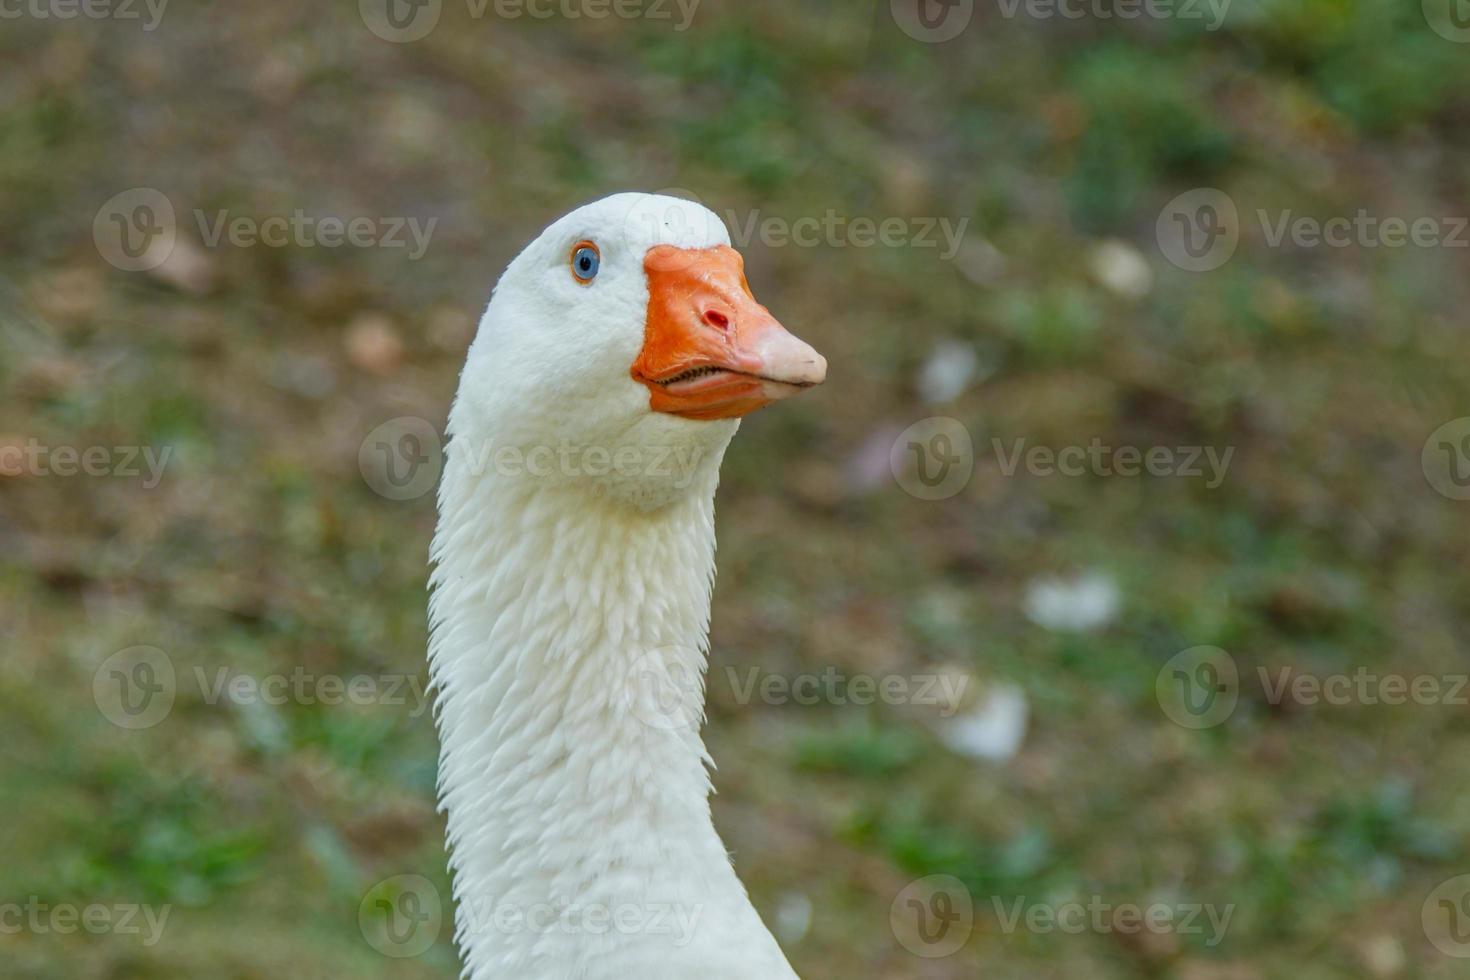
[428,193,827,979]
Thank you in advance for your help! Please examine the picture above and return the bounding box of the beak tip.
[758,350,825,402]
[809,352,828,386]
[756,330,826,390]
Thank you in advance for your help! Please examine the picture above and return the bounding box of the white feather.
[429,194,800,979]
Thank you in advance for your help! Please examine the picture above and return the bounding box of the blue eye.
[571,242,600,283]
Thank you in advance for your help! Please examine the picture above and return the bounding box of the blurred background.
[4,1,1470,977]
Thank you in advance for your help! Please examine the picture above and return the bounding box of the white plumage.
[429,194,823,979]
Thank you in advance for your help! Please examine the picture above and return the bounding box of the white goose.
[428,193,827,979]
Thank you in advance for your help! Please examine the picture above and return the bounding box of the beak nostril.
[702,309,730,331]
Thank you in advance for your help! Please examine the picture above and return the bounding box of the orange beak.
[632,245,826,420]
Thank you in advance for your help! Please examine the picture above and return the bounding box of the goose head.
[452,192,826,508]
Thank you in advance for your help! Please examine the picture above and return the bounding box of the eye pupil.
[572,244,600,282]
